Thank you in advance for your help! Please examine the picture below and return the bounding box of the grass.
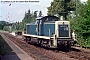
[0,35,12,55]
[0,30,9,33]
[83,44,90,48]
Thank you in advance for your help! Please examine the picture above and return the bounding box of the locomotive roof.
[36,16,59,20]
[36,16,43,20]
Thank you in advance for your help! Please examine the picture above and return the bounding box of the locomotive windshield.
[58,24,69,37]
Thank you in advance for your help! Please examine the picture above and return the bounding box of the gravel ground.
[4,33,90,60]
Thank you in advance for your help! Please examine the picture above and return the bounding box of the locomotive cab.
[55,21,70,38]
[54,21,75,48]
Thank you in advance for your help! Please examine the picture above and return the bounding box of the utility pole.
[76,0,77,17]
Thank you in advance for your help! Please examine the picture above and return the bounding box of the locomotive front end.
[54,21,76,48]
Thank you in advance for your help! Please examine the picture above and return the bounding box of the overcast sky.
[0,0,88,22]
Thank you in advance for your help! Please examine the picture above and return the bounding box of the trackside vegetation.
[70,0,90,47]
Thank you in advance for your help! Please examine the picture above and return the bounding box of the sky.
[0,0,53,22]
[0,0,88,22]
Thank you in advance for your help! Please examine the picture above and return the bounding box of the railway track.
[1,32,90,60]
[65,48,90,60]
[2,33,58,60]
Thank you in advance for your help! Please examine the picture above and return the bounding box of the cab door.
[39,20,44,36]
[37,20,40,35]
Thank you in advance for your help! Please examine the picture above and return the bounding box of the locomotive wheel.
[26,37,31,43]
[37,38,42,45]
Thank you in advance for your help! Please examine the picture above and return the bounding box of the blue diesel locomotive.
[22,16,76,48]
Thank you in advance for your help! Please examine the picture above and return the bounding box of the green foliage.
[0,21,7,30]
[47,0,76,20]
[38,11,42,17]
[33,11,38,18]
[16,9,42,31]
[3,25,7,31]
[70,0,90,47]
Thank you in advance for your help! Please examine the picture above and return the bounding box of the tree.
[47,0,76,20]
[3,25,7,31]
[21,10,38,30]
[70,0,90,47]
[34,11,38,18]
[0,21,7,30]
[28,9,30,14]
[38,11,42,17]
